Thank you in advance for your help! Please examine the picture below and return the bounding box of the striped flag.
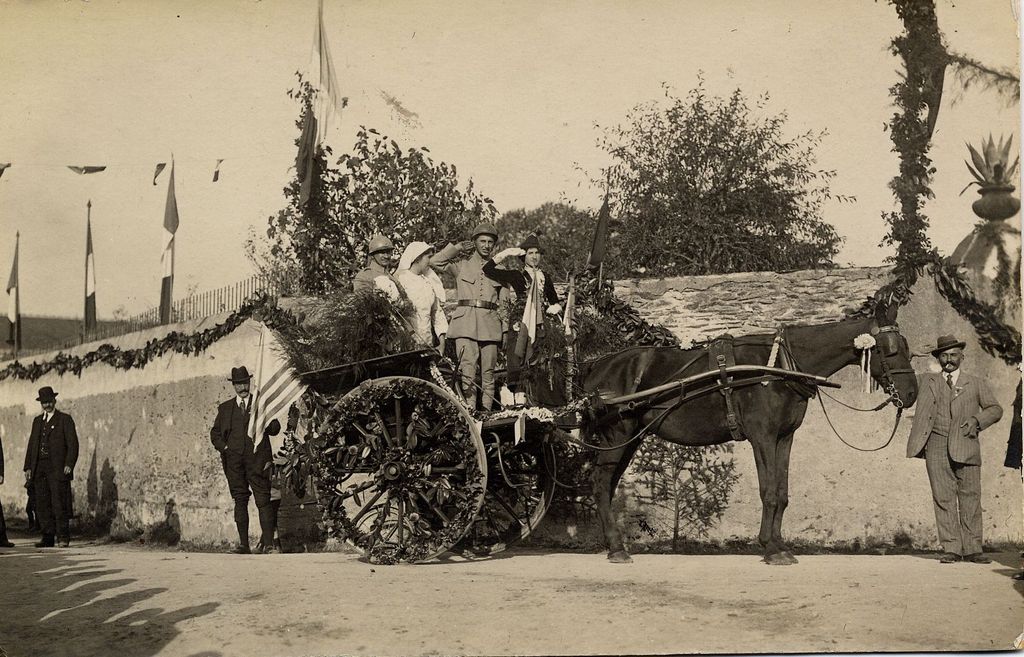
[6,232,19,352]
[159,160,179,324]
[249,324,307,454]
[84,201,97,331]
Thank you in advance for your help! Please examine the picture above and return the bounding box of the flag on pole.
[562,273,576,337]
[152,162,167,186]
[248,324,307,455]
[0,163,10,181]
[159,160,179,324]
[312,0,343,145]
[586,192,611,269]
[296,107,319,206]
[212,159,224,182]
[6,232,20,353]
[67,166,106,175]
[84,201,97,331]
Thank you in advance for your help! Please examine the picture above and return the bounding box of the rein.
[782,324,908,452]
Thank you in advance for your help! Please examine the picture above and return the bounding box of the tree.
[496,202,597,281]
[599,79,845,278]
[629,440,738,550]
[249,76,498,294]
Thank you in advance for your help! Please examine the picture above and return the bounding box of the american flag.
[249,324,307,454]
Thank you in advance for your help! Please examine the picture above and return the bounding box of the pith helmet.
[471,223,498,240]
[519,234,544,253]
[367,234,395,255]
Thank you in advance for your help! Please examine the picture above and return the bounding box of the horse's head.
[867,303,918,408]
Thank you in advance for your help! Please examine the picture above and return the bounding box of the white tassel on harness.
[853,333,877,394]
[762,332,783,385]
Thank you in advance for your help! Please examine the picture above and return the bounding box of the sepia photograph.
[0,1,1020,655]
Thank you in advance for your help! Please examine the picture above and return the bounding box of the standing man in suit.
[906,336,1003,564]
[0,433,15,548]
[210,366,275,554]
[22,386,79,548]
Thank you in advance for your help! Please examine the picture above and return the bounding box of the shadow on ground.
[0,547,219,657]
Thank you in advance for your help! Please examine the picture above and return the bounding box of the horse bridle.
[871,324,915,410]
[782,322,913,452]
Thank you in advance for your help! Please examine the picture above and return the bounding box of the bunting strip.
[152,162,167,186]
[67,166,107,175]
[0,163,10,180]
[212,159,224,182]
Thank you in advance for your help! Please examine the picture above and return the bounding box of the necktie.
[946,373,954,389]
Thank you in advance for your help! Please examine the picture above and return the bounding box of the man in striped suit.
[907,335,1003,564]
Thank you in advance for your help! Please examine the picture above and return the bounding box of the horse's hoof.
[608,550,633,564]
[762,552,796,566]
[780,550,799,564]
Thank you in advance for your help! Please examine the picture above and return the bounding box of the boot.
[256,505,277,554]
[232,501,250,554]
[35,534,55,548]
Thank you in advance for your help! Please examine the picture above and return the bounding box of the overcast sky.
[0,0,1019,318]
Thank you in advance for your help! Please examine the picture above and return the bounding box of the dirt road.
[1,537,1020,657]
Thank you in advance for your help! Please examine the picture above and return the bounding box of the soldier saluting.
[431,223,510,411]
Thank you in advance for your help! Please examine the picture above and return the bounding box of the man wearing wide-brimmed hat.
[431,222,512,410]
[907,335,1003,564]
[210,366,276,554]
[22,386,79,548]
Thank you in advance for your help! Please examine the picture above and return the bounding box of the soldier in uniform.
[352,234,401,293]
[431,223,512,410]
[22,386,79,548]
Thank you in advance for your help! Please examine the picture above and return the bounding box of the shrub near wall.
[0,316,264,546]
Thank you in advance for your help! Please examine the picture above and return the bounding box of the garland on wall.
[0,292,299,383]
[863,1,1022,367]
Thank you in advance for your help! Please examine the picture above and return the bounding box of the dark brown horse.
[579,302,918,565]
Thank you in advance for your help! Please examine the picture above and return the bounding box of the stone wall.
[1,266,1019,551]
[0,315,264,546]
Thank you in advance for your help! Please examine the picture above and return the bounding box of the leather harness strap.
[708,334,747,442]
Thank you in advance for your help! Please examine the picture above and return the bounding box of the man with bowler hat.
[906,335,1003,564]
[22,386,79,548]
[210,366,276,554]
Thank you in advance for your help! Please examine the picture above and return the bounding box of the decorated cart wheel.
[310,376,487,564]
[455,425,557,556]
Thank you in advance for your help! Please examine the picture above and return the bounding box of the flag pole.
[83,200,90,341]
[12,231,20,360]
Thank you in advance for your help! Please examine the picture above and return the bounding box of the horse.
[578,301,918,565]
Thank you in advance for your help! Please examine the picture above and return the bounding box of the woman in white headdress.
[394,241,449,353]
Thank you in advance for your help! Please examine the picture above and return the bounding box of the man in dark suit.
[0,433,15,548]
[210,366,275,554]
[906,336,1003,564]
[22,386,79,548]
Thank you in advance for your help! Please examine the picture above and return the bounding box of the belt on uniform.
[457,300,498,310]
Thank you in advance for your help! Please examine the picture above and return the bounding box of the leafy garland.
[306,377,485,564]
[0,292,298,382]
[865,1,1022,366]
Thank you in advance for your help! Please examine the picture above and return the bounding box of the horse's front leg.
[590,427,636,563]
[771,431,798,565]
[749,433,790,565]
